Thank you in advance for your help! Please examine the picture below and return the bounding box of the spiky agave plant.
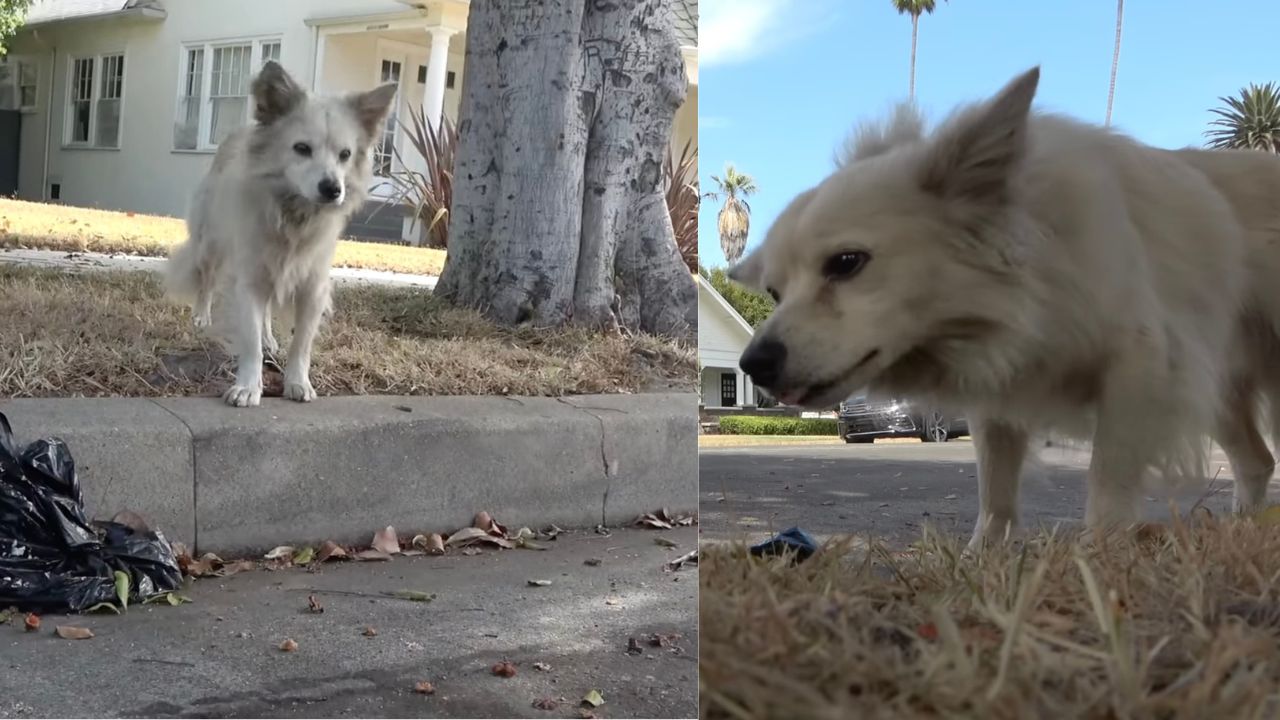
[664,139,699,273]
[384,106,458,248]
[1205,82,1280,153]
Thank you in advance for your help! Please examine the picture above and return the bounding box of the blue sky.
[697,0,1280,268]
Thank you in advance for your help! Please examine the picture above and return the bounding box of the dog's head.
[731,67,1042,408]
[248,61,398,211]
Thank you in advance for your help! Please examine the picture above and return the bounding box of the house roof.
[696,274,753,339]
[23,0,162,25]
[673,0,696,49]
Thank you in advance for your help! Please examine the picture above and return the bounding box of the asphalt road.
[700,440,1242,545]
[0,528,696,719]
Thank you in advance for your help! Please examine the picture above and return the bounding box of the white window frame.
[173,36,282,153]
[63,50,126,149]
[0,54,39,113]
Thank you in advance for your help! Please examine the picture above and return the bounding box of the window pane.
[100,54,123,100]
[261,41,281,64]
[374,61,401,176]
[174,48,203,150]
[72,100,91,143]
[96,97,120,147]
[209,96,247,145]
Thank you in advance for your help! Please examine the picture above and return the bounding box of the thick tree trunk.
[436,0,696,341]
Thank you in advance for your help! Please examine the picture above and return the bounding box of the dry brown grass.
[702,512,1280,720]
[0,198,447,276]
[0,265,694,398]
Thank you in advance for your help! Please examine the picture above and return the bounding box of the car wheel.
[922,412,949,443]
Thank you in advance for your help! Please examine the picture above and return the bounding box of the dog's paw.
[193,311,213,329]
[284,380,316,403]
[223,384,262,408]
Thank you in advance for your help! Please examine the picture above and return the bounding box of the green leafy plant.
[701,266,774,327]
[0,0,32,55]
[718,416,838,436]
[1205,82,1280,153]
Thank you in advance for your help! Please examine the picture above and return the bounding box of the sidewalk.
[0,393,697,554]
[0,526,698,719]
[0,248,438,289]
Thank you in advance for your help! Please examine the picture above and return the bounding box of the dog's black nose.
[740,338,787,388]
[318,178,343,202]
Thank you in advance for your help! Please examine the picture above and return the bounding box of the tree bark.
[1105,0,1124,127]
[436,0,696,341]
[908,14,919,100]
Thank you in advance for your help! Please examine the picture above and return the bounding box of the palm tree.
[1104,0,1124,127]
[705,164,757,265]
[892,0,947,100]
[1205,83,1280,153]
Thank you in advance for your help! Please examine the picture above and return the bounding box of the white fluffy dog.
[165,62,396,408]
[731,68,1261,545]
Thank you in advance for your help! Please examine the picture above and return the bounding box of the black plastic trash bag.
[749,526,820,563]
[0,411,182,612]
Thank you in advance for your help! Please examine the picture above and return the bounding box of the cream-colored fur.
[165,62,396,408]
[731,68,1253,546]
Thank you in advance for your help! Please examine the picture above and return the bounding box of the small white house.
[0,0,698,242]
[697,273,756,409]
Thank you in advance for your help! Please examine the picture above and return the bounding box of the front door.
[720,372,738,407]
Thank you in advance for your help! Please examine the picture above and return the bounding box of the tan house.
[0,0,698,242]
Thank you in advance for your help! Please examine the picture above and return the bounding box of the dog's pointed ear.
[728,248,766,290]
[349,83,399,138]
[253,61,306,125]
[918,66,1039,205]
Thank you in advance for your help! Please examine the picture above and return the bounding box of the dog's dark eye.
[822,251,870,280]
[293,142,312,157]
[339,149,352,162]
[766,287,780,303]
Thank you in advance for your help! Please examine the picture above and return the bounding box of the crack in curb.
[148,399,199,551]
[557,398,615,526]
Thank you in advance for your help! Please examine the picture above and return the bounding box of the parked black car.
[836,394,968,443]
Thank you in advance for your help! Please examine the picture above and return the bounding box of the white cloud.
[700,0,789,67]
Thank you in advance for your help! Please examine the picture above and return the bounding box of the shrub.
[666,139,699,273]
[702,266,774,327]
[718,416,838,436]
[385,106,457,249]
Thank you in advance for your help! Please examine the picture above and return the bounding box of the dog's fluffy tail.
[165,183,211,304]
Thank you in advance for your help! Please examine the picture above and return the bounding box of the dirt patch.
[701,513,1280,719]
[0,265,694,398]
[0,198,446,276]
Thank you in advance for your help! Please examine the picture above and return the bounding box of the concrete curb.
[0,393,697,554]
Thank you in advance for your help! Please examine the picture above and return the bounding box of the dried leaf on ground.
[541,524,566,540]
[649,633,681,648]
[279,638,298,652]
[217,559,257,577]
[512,527,548,550]
[527,579,552,587]
[316,541,348,562]
[24,613,40,632]
[371,526,401,555]
[627,637,643,655]
[491,661,517,677]
[666,549,699,571]
[605,598,620,607]
[85,603,120,614]
[461,547,482,556]
[55,626,94,640]
[292,547,316,565]
[446,527,514,549]
[654,537,679,548]
[0,607,14,624]
[636,510,674,529]
[413,681,436,695]
[362,626,378,637]
[142,593,192,606]
[412,533,446,555]
[390,590,436,602]
[533,662,552,671]
[307,594,324,613]
[584,558,602,567]
[532,697,560,710]
[473,511,509,538]
[582,690,605,707]
[355,549,394,562]
[263,546,295,561]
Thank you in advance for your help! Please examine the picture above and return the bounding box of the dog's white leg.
[261,296,279,356]
[968,418,1028,549]
[282,273,327,403]
[192,264,215,329]
[223,278,267,408]
[1219,378,1274,514]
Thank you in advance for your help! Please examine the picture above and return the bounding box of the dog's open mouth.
[779,348,881,406]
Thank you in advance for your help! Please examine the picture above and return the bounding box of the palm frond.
[1204,82,1280,153]
[664,139,699,273]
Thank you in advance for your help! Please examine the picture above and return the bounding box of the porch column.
[735,371,746,409]
[401,25,459,245]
